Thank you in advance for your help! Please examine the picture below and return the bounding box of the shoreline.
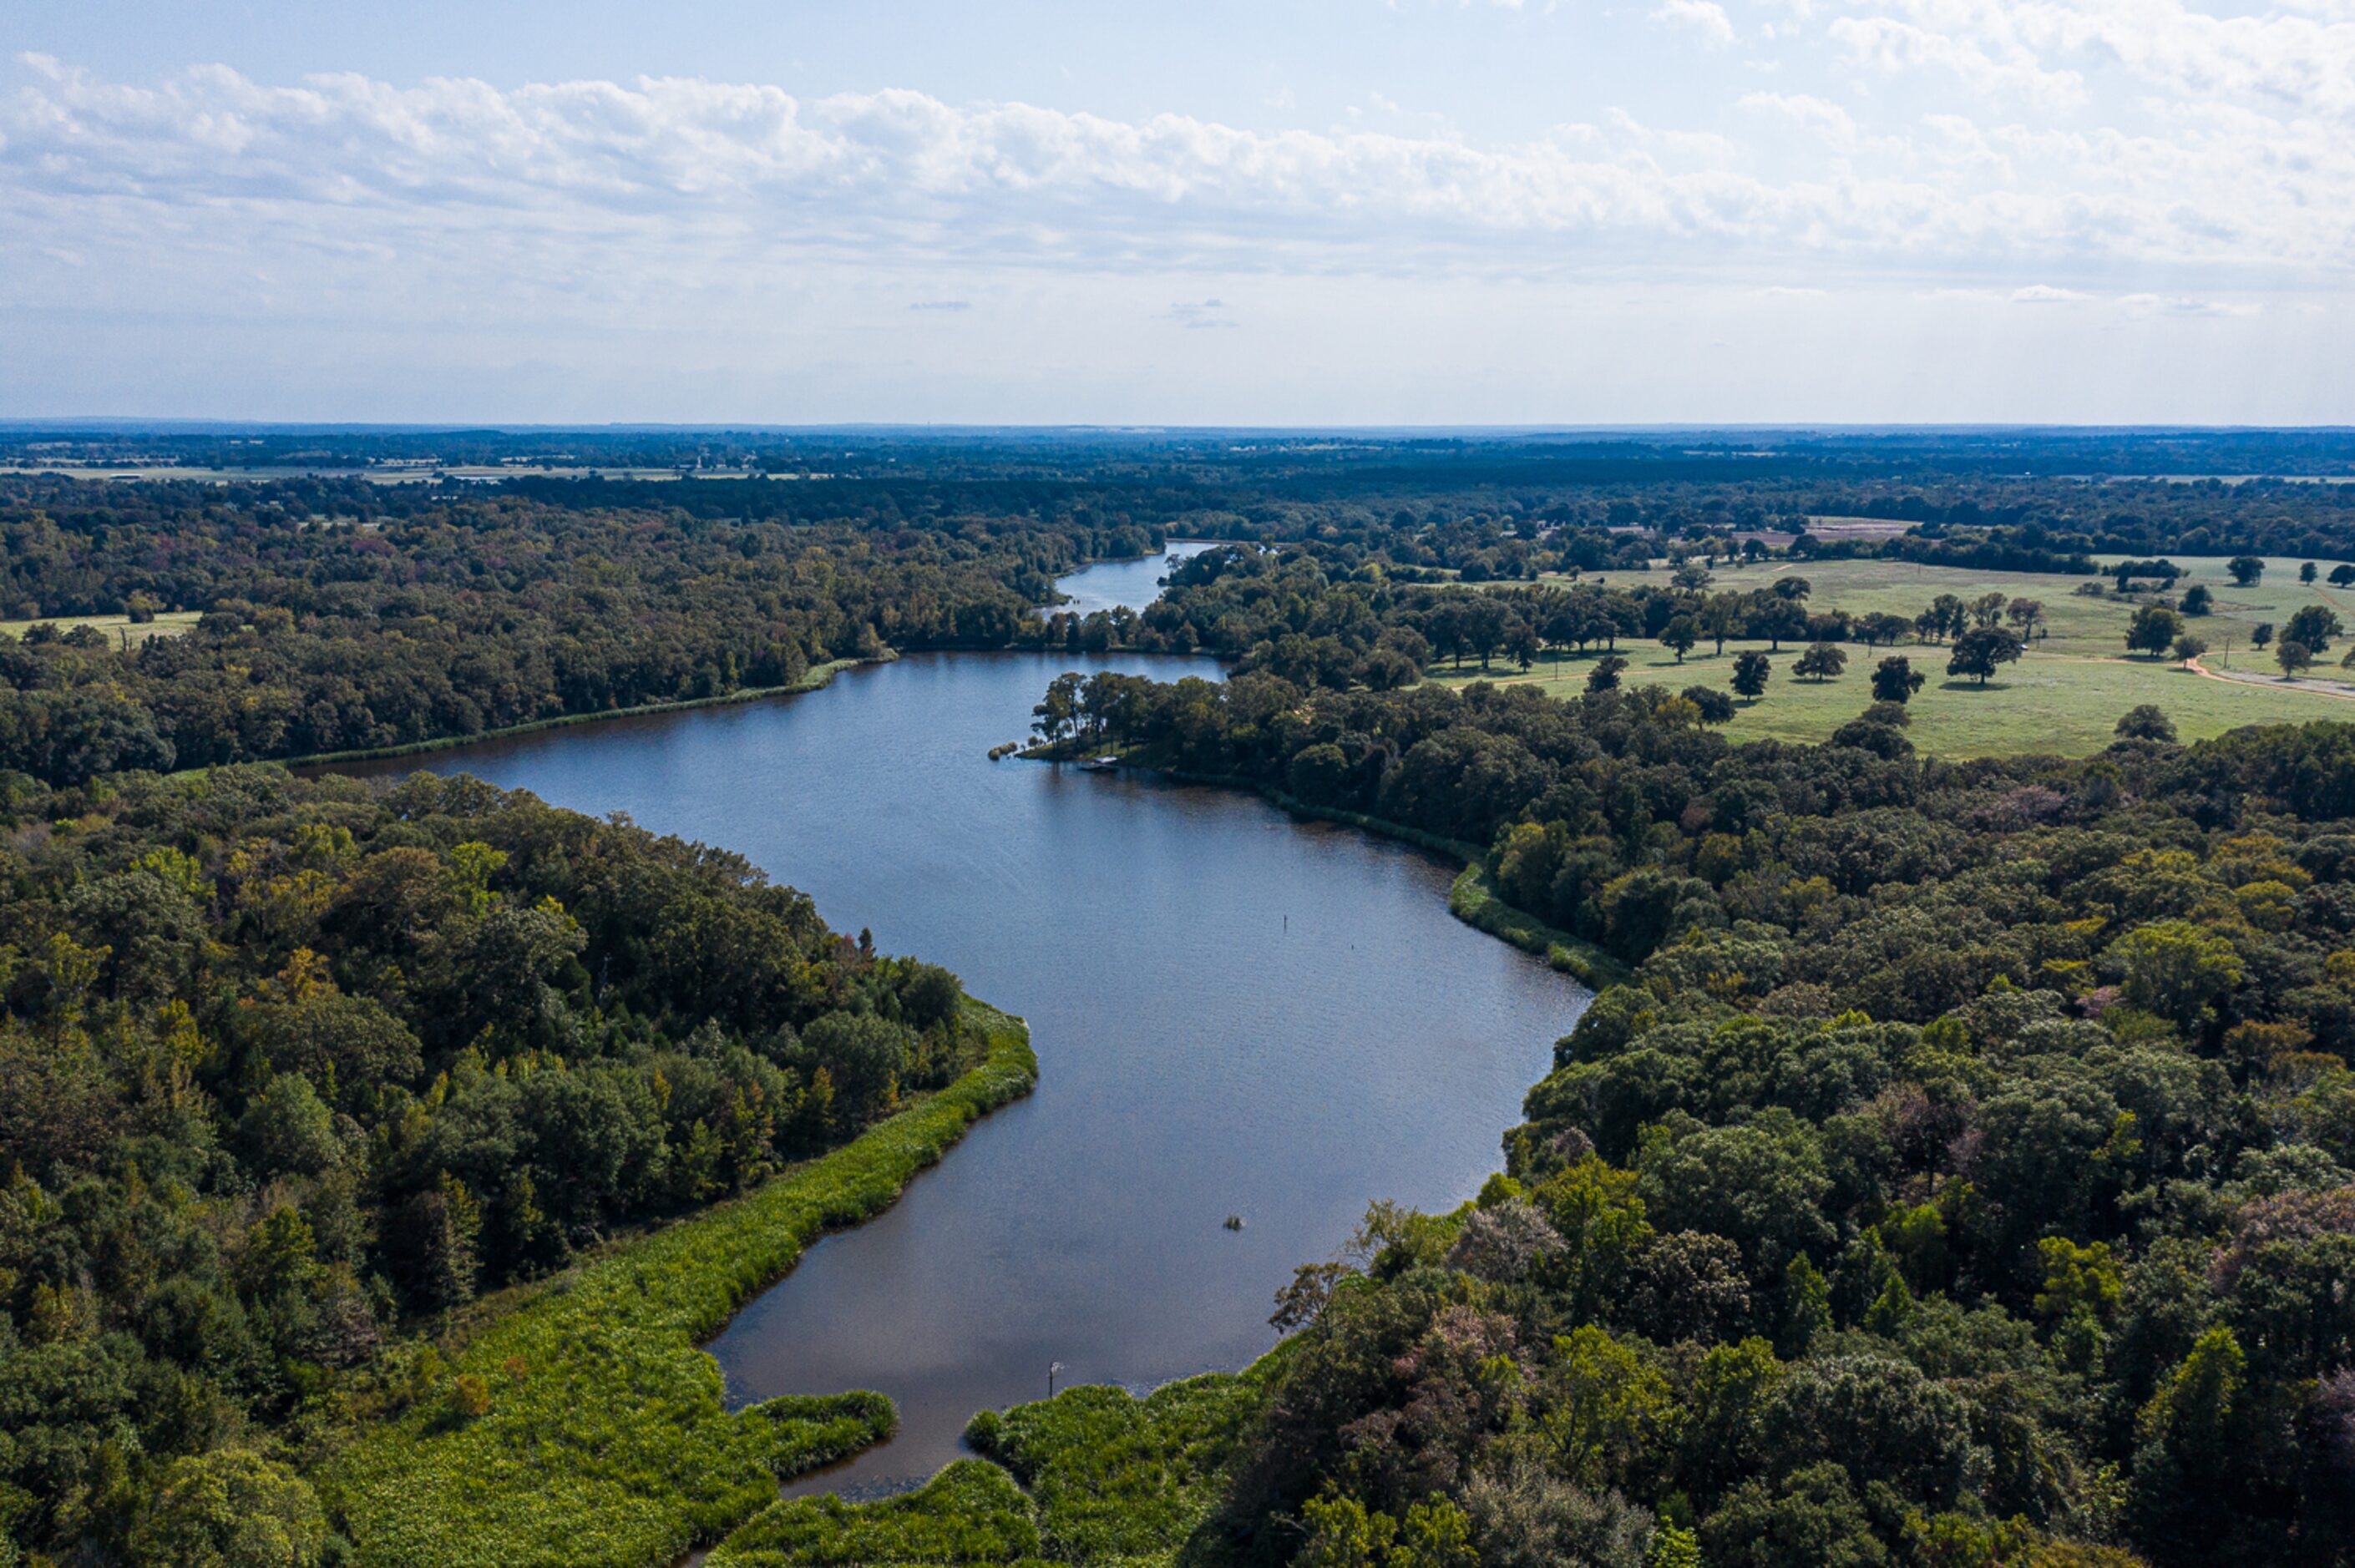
[322,1000,1038,1568]
[274,654,888,771]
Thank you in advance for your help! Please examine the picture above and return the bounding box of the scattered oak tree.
[1947,627,2023,686]
[1791,643,1847,683]
[1731,650,1772,700]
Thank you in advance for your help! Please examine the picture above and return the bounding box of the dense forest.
[5,432,2355,1568]
[0,762,996,1564]
[0,475,1153,781]
[1010,655,2355,1567]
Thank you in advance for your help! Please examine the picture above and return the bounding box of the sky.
[3,0,2352,425]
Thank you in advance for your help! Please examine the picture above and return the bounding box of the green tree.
[2278,640,2315,677]
[2282,603,2342,652]
[1947,626,2022,685]
[1791,642,1846,682]
[1588,655,1629,693]
[2110,918,2245,1029]
[128,1449,330,1568]
[1870,655,1924,704]
[2033,1236,2124,1324]
[1508,621,1540,673]
[1857,612,1913,648]
[1031,671,1082,745]
[2227,555,2265,586]
[1661,616,1699,663]
[1637,1118,1834,1278]
[2125,604,2183,657]
[1299,1495,1395,1568]
[1752,599,1807,650]
[1537,1326,1675,1490]
[1700,1463,1887,1568]
[1731,651,1771,700]
[238,1074,340,1178]
[1390,1497,1479,1568]
[1704,594,1742,655]
[1645,1522,1701,1568]
[1683,685,1736,724]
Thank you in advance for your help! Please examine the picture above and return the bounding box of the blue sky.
[3,0,2351,423]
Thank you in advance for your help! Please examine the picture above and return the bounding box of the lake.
[331,547,1588,1495]
[1041,539,1213,618]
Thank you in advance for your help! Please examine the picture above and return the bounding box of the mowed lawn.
[1456,554,2355,758]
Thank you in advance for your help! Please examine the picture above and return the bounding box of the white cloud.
[1736,90,1859,146]
[1166,298,1238,328]
[5,4,2355,389]
[1652,0,1740,48]
[2116,291,2259,316]
[1824,0,2355,120]
[4,5,2349,422]
[1827,13,2087,107]
[7,50,2350,288]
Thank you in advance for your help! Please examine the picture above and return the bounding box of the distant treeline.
[1029,545,2046,697]
[0,478,1157,781]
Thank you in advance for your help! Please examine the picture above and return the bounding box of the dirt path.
[2184,654,2355,702]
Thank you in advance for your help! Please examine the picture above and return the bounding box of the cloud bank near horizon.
[2,0,2350,422]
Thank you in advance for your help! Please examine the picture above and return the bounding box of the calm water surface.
[1042,539,1213,619]
[333,549,1586,1495]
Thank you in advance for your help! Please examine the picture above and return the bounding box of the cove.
[329,549,1588,1498]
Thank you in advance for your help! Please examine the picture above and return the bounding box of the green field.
[0,608,200,646]
[1468,554,2355,757]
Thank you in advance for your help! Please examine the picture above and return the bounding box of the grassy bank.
[319,1000,1036,1568]
[706,1370,1264,1567]
[276,655,884,770]
[1447,861,1627,989]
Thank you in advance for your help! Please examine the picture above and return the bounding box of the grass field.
[0,608,200,647]
[1468,554,2355,757]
